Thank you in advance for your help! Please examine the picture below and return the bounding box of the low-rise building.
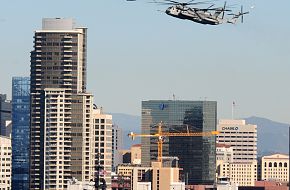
[117,162,184,190]
[131,144,141,165]
[216,144,257,186]
[230,161,257,186]
[261,154,289,183]
[0,136,11,190]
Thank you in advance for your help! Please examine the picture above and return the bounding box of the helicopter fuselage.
[165,5,221,25]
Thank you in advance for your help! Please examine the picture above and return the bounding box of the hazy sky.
[0,0,289,123]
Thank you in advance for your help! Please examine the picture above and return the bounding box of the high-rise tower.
[141,100,217,185]
[12,77,30,190]
[29,18,89,190]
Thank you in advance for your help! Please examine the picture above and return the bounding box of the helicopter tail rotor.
[222,1,226,19]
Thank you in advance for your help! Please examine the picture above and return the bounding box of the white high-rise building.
[217,119,257,162]
[92,108,112,189]
[216,119,258,186]
[0,136,11,190]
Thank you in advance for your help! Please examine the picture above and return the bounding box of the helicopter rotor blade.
[163,0,182,4]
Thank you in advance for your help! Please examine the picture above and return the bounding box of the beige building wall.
[71,93,94,182]
[261,154,289,182]
[0,136,11,190]
[131,144,141,165]
[92,108,112,189]
[229,161,257,186]
[117,162,183,190]
[217,119,257,162]
[43,89,71,189]
[152,162,181,190]
[216,144,233,178]
[216,143,257,186]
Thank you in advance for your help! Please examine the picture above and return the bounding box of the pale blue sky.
[0,0,289,123]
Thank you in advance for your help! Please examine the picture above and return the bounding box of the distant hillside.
[111,113,141,149]
[245,116,289,156]
[110,113,289,155]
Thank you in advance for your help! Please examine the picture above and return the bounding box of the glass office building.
[12,77,30,190]
[141,100,217,185]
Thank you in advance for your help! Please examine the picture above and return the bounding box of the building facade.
[11,77,30,190]
[261,154,289,182]
[29,18,89,189]
[131,144,141,165]
[0,94,12,137]
[216,144,234,179]
[141,100,217,185]
[93,108,113,189]
[216,120,258,186]
[217,120,257,162]
[112,124,123,171]
[0,136,12,190]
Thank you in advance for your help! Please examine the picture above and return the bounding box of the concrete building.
[0,136,12,190]
[93,108,112,189]
[131,144,141,165]
[112,124,123,171]
[229,161,257,186]
[216,144,234,179]
[142,100,217,185]
[29,18,90,189]
[216,120,258,187]
[151,162,185,190]
[217,120,257,162]
[261,154,289,183]
[11,77,30,190]
[117,164,152,190]
[117,162,185,190]
[0,94,11,137]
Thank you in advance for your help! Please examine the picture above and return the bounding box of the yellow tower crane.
[128,122,220,163]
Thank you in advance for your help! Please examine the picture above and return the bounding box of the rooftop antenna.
[173,94,176,101]
[232,101,236,119]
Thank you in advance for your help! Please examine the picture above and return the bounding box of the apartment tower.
[29,18,90,189]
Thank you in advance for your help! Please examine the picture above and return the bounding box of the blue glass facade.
[12,77,30,190]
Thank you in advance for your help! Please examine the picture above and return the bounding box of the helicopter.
[153,0,249,25]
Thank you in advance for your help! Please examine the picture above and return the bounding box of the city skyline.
[0,0,290,124]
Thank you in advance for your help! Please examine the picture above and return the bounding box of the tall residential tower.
[29,18,90,190]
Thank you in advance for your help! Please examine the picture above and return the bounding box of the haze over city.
[0,0,289,123]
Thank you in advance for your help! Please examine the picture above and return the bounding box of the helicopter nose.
[165,9,170,15]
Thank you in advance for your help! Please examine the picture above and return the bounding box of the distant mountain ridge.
[244,116,289,156]
[111,113,289,155]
